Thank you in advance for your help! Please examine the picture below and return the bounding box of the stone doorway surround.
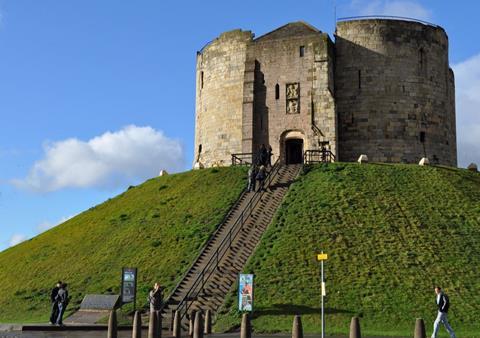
[280,130,305,164]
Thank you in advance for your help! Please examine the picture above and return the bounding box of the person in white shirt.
[431,286,456,338]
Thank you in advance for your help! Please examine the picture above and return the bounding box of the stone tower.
[194,19,457,167]
[335,19,457,166]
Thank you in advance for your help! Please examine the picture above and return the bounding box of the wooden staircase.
[159,163,302,329]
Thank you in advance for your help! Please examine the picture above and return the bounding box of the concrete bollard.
[349,317,361,338]
[204,310,212,335]
[189,311,196,337]
[173,311,181,338]
[108,310,118,338]
[132,311,142,338]
[156,311,162,338]
[292,315,303,338]
[240,313,251,338]
[148,311,157,338]
[414,318,426,338]
[193,311,204,338]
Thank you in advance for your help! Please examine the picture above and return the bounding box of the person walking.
[256,165,267,192]
[247,164,257,192]
[55,283,69,326]
[148,282,165,313]
[431,286,456,338]
[49,281,62,324]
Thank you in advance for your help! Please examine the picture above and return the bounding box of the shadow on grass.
[252,303,354,317]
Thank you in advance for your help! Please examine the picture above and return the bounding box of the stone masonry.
[194,19,457,167]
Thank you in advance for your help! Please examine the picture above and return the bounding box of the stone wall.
[335,19,457,166]
[194,29,253,167]
[244,22,337,163]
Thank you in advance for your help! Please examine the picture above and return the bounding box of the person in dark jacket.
[55,283,69,326]
[49,281,62,324]
[148,282,165,312]
[431,286,456,338]
[259,144,268,166]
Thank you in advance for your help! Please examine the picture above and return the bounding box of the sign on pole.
[238,274,254,312]
[316,252,328,338]
[317,253,328,261]
[121,267,137,309]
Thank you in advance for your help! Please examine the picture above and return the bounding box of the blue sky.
[1,0,479,250]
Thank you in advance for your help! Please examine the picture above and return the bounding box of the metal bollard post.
[107,310,118,338]
[193,311,204,338]
[156,311,162,338]
[173,310,182,338]
[240,313,251,338]
[189,311,196,337]
[132,311,142,338]
[349,317,361,338]
[148,311,157,338]
[204,310,212,335]
[414,318,426,338]
[292,315,303,338]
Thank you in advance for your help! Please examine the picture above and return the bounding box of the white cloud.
[9,234,27,247]
[453,54,480,168]
[12,125,185,192]
[348,0,432,22]
[37,214,76,233]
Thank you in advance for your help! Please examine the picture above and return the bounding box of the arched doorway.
[285,139,304,164]
[280,130,305,165]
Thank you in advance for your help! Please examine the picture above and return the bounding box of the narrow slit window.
[420,131,426,143]
[358,70,362,89]
[198,144,202,154]
[419,48,427,77]
[200,71,204,89]
[299,46,305,57]
[275,84,280,100]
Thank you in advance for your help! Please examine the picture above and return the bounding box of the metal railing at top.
[173,158,281,323]
[231,153,254,166]
[304,149,336,164]
[337,15,439,28]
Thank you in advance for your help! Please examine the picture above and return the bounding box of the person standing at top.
[148,282,165,313]
[55,283,69,326]
[431,286,456,338]
[259,144,268,166]
[49,281,62,324]
[247,164,257,192]
[267,145,273,167]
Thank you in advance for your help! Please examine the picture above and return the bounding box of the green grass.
[215,163,480,337]
[0,167,247,323]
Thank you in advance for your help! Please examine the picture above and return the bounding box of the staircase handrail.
[160,187,251,315]
[175,158,282,322]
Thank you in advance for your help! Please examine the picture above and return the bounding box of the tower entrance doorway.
[285,139,303,164]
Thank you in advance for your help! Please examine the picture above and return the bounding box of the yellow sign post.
[316,253,328,261]
[316,251,328,338]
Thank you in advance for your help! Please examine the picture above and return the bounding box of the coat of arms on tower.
[286,83,300,114]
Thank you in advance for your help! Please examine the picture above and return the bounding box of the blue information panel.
[238,274,254,312]
[121,267,137,305]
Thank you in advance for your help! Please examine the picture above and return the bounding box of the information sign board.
[121,267,137,306]
[238,274,254,312]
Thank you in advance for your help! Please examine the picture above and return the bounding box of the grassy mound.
[0,167,247,323]
[215,163,480,337]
